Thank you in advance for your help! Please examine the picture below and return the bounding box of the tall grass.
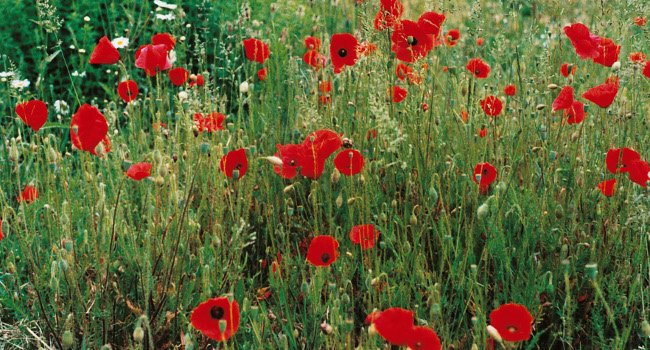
[0,0,649,348]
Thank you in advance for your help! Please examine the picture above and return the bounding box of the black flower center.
[210,306,225,319]
[483,169,488,175]
[235,163,243,170]
[407,36,418,46]
[321,253,330,263]
[289,160,296,166]
[338,48,348,57]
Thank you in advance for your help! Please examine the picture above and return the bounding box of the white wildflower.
[111,37,129,49]
[11,79,30,89]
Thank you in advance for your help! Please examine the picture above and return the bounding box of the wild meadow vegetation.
[1,0,650,349]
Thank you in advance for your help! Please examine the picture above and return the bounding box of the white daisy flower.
[111,37,130,49]
[154,0,178,10]
[11,79,30,89]
[0,71,15,78]
[54,100,70,115]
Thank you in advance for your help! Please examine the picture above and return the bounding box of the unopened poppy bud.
[611,61,621,71]
[368,323,377,336]
[336,194,343,208]
[536,104,546,110]
[409,213,417,225]
[283,185,294,193]
[471,344,479,350]
[331,168,340,183]
[239,81,249,93]
[347,197,356,205]
[262,156,283,166]
[133,326,145,343]
[547,83,558,90]
[320,321,333,335]
[189,74,197,81]
[9,142,19,162]
[641,320,650,337]
[486,325,503,343]
[62,330,74,349]
[477,202,490,219]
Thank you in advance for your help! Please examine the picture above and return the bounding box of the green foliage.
[1,0,650,349]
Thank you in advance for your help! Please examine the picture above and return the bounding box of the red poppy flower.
[597,179,616,197]
[257,67,268,81]
[189,74,205,87]
[303,129,342,160]
[15,99,48,132]
[582,77,619,108]
[243,38,270,64]
[564,100,585,124]
[552,86,574,111]
[0,219,3,242]
[168,67,189,86]
[391,86,408,103]
[504,84,516,96]
[466,58,490,79]
[444,29,460,46]
[301,129,342,179]
[319,81,332,94]
[303,50,326,70]
[635,17,647,26]
[408,326,442,350]
[478,127,488,138]
[349,224,380,250]
[629,52,646,64]
[476,38,485,46]
[627,160,650,187]
[560,63,576,77]
[592,37,620,67]
[358,42,377,56]
[126,162,152,181]
[89,36,120,65]
[194,112,225,132]
[417,11,445,37]
[304,36,321,50]
[421,103,429,112]
[135,44,172,76]
[273,143,305,179]
[396,63,413,80]
[373,307,414,346]
[190,297,240,342]
[391,20,434,63]
[151,33,176,50]
[489,303,533,342]
[473,162,497,194]
[330,33,359,73]
[374,0,404,30]
[480,96,503,117]
[606,147,640,174]
[644,60,650,78]
[563,23,600,59]
[306,235,339,267]
[18,185,38,204]
[117,80,139,103]
[319,95,331,105]
[70,104,110,156]
[220,148,248,180]
[334,149,365,176]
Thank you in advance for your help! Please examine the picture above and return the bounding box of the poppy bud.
[379,213,387,222]
[409,213,417,225]
[471,344,479,350]
[133,326,145,343]
[368,323,377,336]
[611,61,621,71]
[239,81,249,93]
[331,168,341,183]
[547,83,558,90]
[477,202,490,219]
[62,330,74,349]
[347,197,356,205]
[536,104,546,110]
[283,185,294,193]
[641,320,650,337]
[486,325,503,343]
[336,194,343,208]
[9,139,19,162]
